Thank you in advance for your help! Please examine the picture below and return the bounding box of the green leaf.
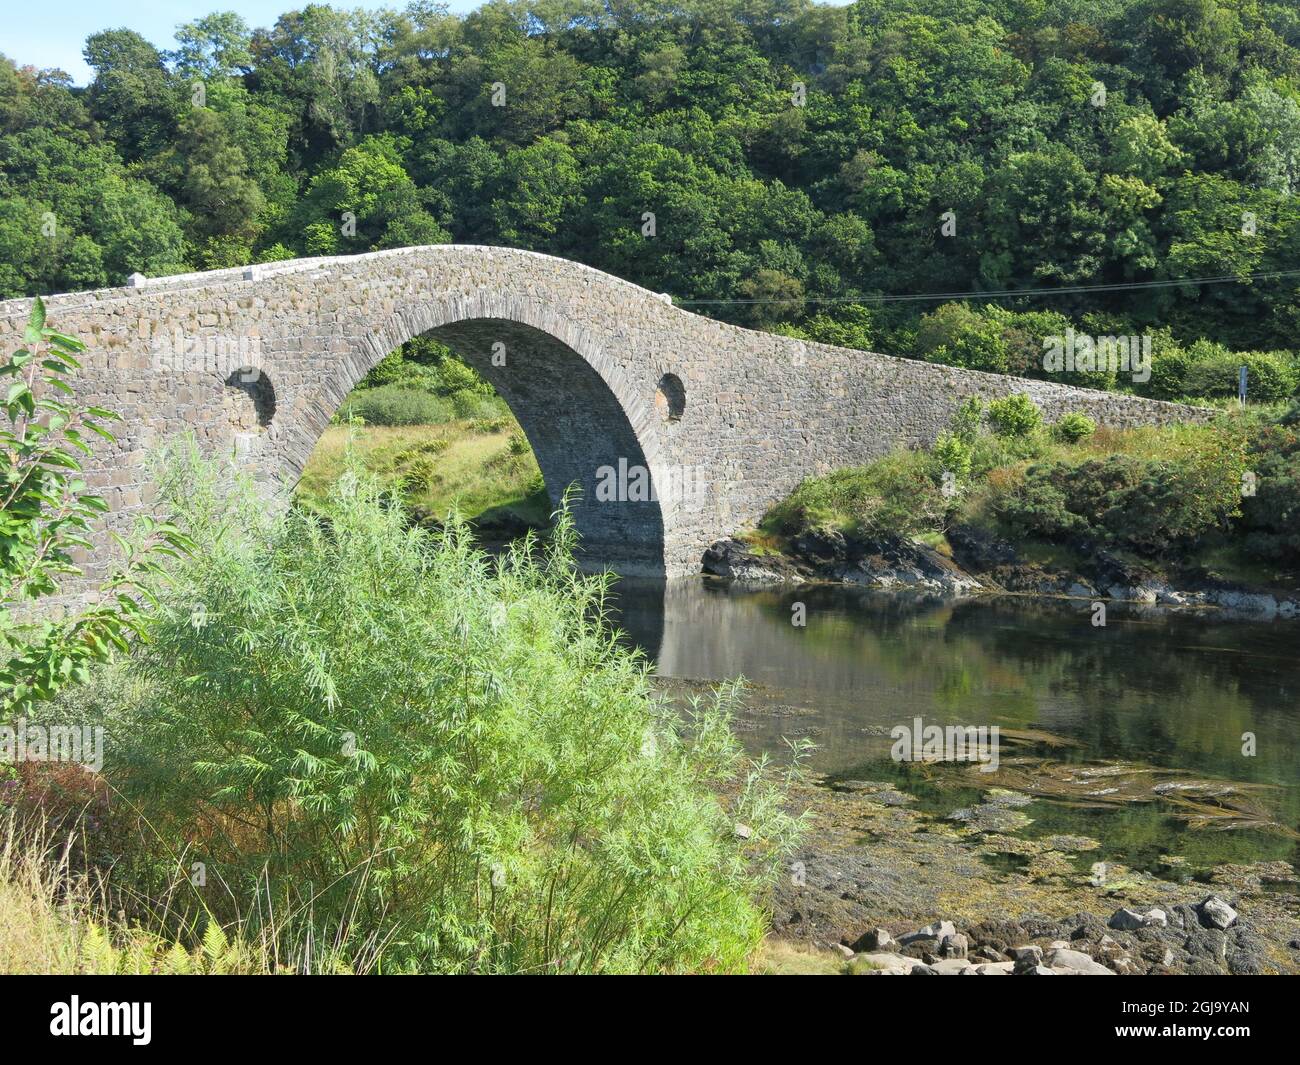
[23,297,46,344]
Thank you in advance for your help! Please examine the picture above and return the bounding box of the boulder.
[1198,895,1238,930]
[1108,908,1147,931]
[899,919,957,946]
[1045,947,1115,975]
[851,927,895,953]
[940,932,969,959]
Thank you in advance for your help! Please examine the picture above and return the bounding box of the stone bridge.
[0,245,1202,592]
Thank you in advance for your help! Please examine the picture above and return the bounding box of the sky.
[3,1,483,85]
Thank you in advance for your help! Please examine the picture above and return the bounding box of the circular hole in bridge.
[225,367,275,431]
[655,373,686,422]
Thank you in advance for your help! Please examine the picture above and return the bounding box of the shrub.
[949,396,983,445]
[932,432,973,479]
[1238,414,1300,568]
[1,300,187,718]
[97,445,804,974]
[915,303,1009,373]
[987,393,1042,438]
[1142,342,1193,400]
[998,426,1246,555]
[765,451,947,538]
[1182,349,1297,404]
[1052,412,1097,443]
[336,385,454,426]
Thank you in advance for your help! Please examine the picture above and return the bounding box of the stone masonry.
[0,245,1209,599]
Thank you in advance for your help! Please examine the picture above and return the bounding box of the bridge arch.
[272,288,672,577]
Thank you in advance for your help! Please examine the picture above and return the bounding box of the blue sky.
[3,1,483,85]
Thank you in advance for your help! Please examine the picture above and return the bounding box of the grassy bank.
[298,421,549,530]
[295,342,549,531]
[757,397,1300,592]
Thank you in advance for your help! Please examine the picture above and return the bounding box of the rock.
[1009,945,1043,966]
[974,946,1004,963]
[899,919,957,946]
[940,933,969,959]
[835,943,855,959]
[1045,947,1115,975]
[791,529,847,562]
[1066,582,1095,599]
[1211,590,1278,618]
[909,964,939,975]
[1017,964,1057,975]
[733,823,752,839]
[1109,908,1147,931]
[1198,895,1238,930]
[851,927,895,953]
[1109,906,1167,930]
[702,540,798,582]
[974,961,1015,975]
[848,952,920,975]
[930,958,975,975]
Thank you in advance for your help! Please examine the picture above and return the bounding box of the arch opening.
[296,317,667,579]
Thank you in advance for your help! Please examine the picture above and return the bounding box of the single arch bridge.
[0,245,1201,593]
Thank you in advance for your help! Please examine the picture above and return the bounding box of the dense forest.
[4,0,1300,399]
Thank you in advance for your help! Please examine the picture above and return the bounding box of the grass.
[0,825,276,975]
[298,421,550,529]
[752,937,849,975]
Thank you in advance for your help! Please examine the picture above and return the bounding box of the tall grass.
[67,440,803,974]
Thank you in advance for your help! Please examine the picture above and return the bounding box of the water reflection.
[611,577,1300,871]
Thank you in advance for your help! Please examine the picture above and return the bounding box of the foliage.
[996,426,1248,555]
[334,384,455,427]
[764,450,948,539]
[1237,408,1300,571]
[986,393,1043,439]
[95,444,805,973]
[1052,412,1098,443]
[4,0,1300,396]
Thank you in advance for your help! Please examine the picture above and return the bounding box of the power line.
[673,267,1300,306]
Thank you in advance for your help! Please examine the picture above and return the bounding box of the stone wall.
[0,245,1209,599]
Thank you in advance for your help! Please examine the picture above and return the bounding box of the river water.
[611,578,1300,878]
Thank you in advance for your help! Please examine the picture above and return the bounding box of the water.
[611,578,1300,878]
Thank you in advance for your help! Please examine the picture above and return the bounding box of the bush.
[932,432,973,479]
[987,393,1042,438]
[1238,415,1300,568]
[1142,343,1193,400]
[336,385,454,426]
[998,427,1247,555]
[949,396,983,445]
[765,451,947,538]
[1052,412,1097,443]
[1182,349,1297,404]
[914,304,1010,373]
[94,445,804,974]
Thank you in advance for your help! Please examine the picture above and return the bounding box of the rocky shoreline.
[703,529,1300,620]
[765,776,1300,976]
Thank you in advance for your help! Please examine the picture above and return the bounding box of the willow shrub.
[107,441,803,973]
